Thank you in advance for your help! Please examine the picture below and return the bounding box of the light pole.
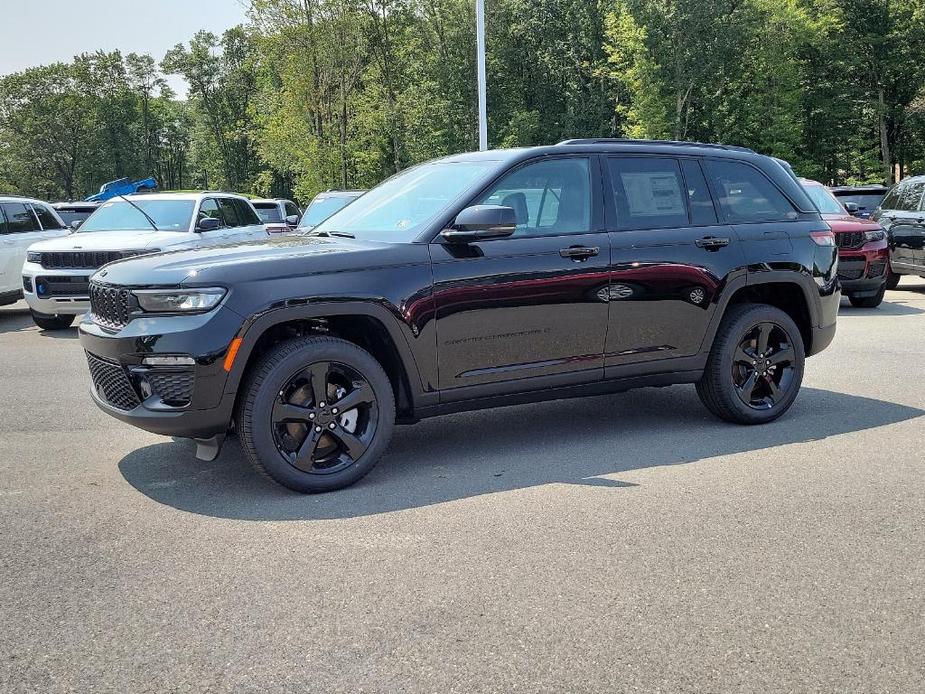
[476,0,487,151]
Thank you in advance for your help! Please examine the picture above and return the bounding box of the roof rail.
[556,138,755,153]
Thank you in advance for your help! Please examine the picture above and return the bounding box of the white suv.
[22,192,268,329]
[1,196,70,307]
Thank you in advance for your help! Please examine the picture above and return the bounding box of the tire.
[236,336,395,493]
[884,269,900,290]
[848,285,885,308]
[30,310,75,331]
[696,304,805,425]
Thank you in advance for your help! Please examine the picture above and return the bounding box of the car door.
[0,202,42,294]
[230,198,269,241]
[430,155,610,397]
[877,180,925,274]
[603,156,745,371]
[195,198,238,247]
[29,202,69,243]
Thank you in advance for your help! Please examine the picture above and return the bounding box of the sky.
[0,0,248,96]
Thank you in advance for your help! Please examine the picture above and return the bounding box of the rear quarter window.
[704,160,798,223]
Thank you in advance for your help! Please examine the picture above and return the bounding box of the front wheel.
[236,336,395,493]
[696,304,805,425]
[884,269,900,290]
[30,310,75,331]
[848,285,885,308]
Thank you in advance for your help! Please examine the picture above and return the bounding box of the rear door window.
[680,159,718,225]
[0,202,40,233]
[704,160,798,223]
[218,198,242,227]
[31,204,64,230]
[234,199,261,225]
[608,157,689,230]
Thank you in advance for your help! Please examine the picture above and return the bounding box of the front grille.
[145,372,195,406]
[837,260,866,281]
[39,250,148,270]
[835,231,865,250]
[86,352,140,410]
[35,275,90,298]
[89,282,132,329]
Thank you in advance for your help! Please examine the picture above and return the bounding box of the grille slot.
[837,260,866,281]
[35,276,90,298]
[39,250,150,270]
[86,353,140,410]
[835,231,864,250]
[145,371,195,406]
[89,282,132,329]
[868,262,886,278]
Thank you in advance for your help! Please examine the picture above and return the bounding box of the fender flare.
[222,301,426,406]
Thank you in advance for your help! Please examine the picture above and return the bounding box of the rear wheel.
[30,310,75,331]
[848,285,885,308]
[236,336,395,493]
[696,304,805,425]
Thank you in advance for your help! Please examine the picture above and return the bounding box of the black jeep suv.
[78,140,840,492]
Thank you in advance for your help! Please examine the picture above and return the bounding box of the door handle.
[559,246,599,260]
[694,236,730,250]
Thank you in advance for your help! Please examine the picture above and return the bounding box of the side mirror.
[69,220,82,231]
[197,217,222,232]
[285,214,299,226]
[843,201,859,215]
[441,205,517,243]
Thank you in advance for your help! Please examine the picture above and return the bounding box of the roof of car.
[52,201,100,208]
[829,184,890,192]
[0,194,51,204]
[119,191,251,202]
[440,139,763,166]
[251,198,294,205]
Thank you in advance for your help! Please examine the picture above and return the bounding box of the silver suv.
[22,192,268,329]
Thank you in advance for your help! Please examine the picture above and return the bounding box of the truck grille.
[86,352,140,410]
[89,282,132,329]
[835,232,864,250]
[38,250,150,270]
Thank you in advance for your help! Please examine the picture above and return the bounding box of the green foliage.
[4,0,925,202]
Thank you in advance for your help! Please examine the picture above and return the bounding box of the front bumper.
[22,263,93,315]
[837,242,889,295]
[78,304,245,439]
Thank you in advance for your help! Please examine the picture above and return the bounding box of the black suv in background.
[78,140,840,492]
[871,176,925,288]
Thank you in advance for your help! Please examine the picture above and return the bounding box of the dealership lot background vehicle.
[51,201,100,228]
[870,176,925,289]
[296,190,365,231]
[79,140,839,493]
[251,198,301,233]
[829,184,888,219]
[22,192,268,330]
[0,196,69,306]
[801,179,889,307]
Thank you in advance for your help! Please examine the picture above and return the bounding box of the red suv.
[801,179,889,307]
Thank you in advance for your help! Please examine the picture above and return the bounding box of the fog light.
[142,355,196,366]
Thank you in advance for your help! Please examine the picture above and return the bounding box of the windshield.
[79,199,195,232]
[311,160,499,241]
[298,196,358,229]
[253,203,283,223]
[802,184,844,215]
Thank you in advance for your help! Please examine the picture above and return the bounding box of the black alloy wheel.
[271,361,379,474]
[696,303,805,425]
[237,336,395,493]
[730,322,796,410]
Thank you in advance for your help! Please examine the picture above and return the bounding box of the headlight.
[27,251,41,263]
[863,229,885,242]
[133,287,226,313]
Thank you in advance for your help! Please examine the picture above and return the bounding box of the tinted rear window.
[253,202,283,223]
[32,204,65,230]
[830,192,885,211]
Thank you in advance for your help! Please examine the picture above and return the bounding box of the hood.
[821,213,883,233]
[28,229,190,252]
[92,234,411,287]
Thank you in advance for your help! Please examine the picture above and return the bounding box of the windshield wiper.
[307,229,355,239]
[117,194,159,231]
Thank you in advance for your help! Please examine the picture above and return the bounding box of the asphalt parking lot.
[1,284,924,693]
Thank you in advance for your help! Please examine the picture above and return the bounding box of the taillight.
[810,229,836,246]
